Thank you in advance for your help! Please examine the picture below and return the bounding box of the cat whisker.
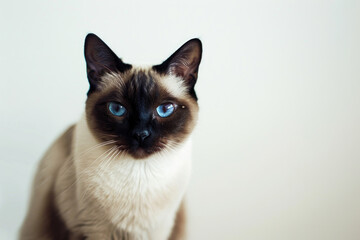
[77,140,117,157]
[99,133,121,138]
[112,147,123,162]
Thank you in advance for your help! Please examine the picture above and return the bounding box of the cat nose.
[133,130,150,143]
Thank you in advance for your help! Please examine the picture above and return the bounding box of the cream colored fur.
[20,114,192,240]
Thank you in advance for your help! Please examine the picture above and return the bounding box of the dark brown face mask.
[84,34,202,159]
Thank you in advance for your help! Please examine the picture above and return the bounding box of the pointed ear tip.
[84,34,102,59]
[188,38,202,51]
[190,38,202,43]
[84,33,103,46]
[85,34,94,47]
[85,33,96,40]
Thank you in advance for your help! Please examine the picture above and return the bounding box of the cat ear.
[84,33,131,94]
[153,39,202,97]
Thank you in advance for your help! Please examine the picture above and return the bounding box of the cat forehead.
[99,67,188,99]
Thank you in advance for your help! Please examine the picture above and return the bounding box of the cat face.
[84,34,202,159]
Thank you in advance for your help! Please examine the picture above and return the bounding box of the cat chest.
[80,157,191,232]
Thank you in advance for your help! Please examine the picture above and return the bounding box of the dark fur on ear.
[84,33,132,95]
[153,39,202,99]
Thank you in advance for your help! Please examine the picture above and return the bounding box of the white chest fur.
[72,115,192,239]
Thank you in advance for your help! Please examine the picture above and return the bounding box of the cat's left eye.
[156,103,175,118]
[108,102,126,117]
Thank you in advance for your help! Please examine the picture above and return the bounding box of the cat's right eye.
[108,102,126,117]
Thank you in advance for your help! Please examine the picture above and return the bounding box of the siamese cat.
[19,34,202,240]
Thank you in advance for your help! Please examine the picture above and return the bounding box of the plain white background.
[1,0,360,239]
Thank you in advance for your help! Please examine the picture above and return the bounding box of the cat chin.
[124,140,171,159]
[127,146,162,159]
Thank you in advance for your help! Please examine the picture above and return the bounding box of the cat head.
[84,34,202,159]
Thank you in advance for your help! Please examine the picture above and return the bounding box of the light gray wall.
[1,0,360,239]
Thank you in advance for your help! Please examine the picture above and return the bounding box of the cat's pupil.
[162,104,171,112]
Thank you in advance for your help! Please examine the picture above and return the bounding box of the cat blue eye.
[108,102,126,117]
[156,103,175,118]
